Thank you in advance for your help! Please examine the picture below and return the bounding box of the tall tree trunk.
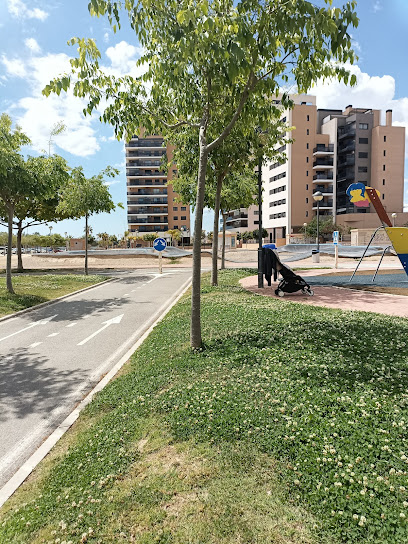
[211,175,222,286]
[221,211,227,270]
[191,126,208,349]
[85,213,89,276]
[17,220,24,272]
[6,204,15,294]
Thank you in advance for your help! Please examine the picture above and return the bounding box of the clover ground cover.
[0,269,407,543]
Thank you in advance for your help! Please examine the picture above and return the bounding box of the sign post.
[333,230,339,269]
[153,237,167,274]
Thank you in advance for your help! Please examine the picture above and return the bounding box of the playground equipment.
[347,183,408,281]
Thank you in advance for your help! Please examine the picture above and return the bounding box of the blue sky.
[0,0,407,237]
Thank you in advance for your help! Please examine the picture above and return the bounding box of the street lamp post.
[391,213,397,227]
[313,191,323,261]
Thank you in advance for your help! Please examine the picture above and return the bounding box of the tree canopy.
[43,0,359,347]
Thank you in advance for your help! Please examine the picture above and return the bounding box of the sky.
[0,0,407,237]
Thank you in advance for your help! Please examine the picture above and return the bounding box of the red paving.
[239,275,408,318]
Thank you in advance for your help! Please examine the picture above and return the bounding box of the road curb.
[0,274,192,508]
[0,276,119,324]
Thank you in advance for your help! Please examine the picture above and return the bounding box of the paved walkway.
[240,274,408,318]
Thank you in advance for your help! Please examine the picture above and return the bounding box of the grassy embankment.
[0,275,107,317]
[1,269,408,543]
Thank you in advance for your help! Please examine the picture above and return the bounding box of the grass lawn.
[1,269,408,543]
[0,274,107,317]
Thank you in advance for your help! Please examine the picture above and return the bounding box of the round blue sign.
[153,237,167,252]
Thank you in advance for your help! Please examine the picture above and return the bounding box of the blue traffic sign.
[333,231,339,245]
[153,237,167,252]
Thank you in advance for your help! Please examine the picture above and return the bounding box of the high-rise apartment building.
[223,95,406,245]
[260,95,406,244]
[126,134,190,238]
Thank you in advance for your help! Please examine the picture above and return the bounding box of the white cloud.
[104,41,145,77]
[1,56,27,78]
[310,64,408,156]
[5,52,100,157]
[372,1,382,13]
[7,0,49,21]
[103,32,110,43]
[24,38,41,54]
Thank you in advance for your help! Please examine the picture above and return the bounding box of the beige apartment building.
[261,95,406,244]
[126,135,190,242]
[224,95,406,245]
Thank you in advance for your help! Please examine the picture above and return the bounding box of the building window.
[306,197,309,203]
[306,143,309,149]
[306,184,309,190]
[174,216,178,220]
[358,166,368,173]
[254,210,259,215]
[254,220,259,225]
[173,206,178,211]
[383,150,386,157]
[359,123,369,130]
[174,225,178,229]
[383,179,385,185]
[306,157,309,163]
[382,194,385,200]
[181,216,186,220]
[181,206,187,211]
[306,211,309,217]
[358,152,368,158]
[306,171,309,176]
[383,164,386,171]
[307,115,310,121]
[384,135,387,143]
[359,138,368,144]
[307,129,310,135]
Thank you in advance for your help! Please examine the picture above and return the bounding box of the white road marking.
[66,323,77,328]
[0,315,57,344]
[47,333,59,338]
[77,314,124,346]
[29,342,42,348]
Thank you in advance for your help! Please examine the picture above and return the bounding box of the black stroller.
[263,248,314,297]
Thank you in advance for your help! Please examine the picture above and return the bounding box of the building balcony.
[314,185,333,194]
[313,158,334,169]
[126,150,166,158]
[126,161,162,168]
[126,140,164,148]
[312,200,334,210]
[337,155,355,167]
[127,217,169,224]
[313,173,334,182]
[127,189,167,195]
[127,207,167,214]
[313,144,334,155]
[127,172,167,178]
[127,179,167,186]
[127,197,168,205]
[130,226,168,233]
[338,142,355,154]
[338,127,356,140]
[226,214,248,222]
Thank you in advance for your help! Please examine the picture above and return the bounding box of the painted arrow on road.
[77,314,124,346]
[0,315,58,344]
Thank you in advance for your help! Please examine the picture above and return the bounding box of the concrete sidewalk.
[240,275,408,318]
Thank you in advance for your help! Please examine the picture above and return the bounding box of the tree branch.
[207,72,257,153]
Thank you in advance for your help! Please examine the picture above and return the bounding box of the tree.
[0,114,34,292]
[171,118,288,285]
[56,166,119,274]
[44,0,358,347]
[143,233,157,247]
[304,216,345,241]
[166,228,181,246]
[218,170,258,270]
[0,154,72,272]
[97,232,109,248]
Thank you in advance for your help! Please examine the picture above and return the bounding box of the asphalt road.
[0,268,191,488]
